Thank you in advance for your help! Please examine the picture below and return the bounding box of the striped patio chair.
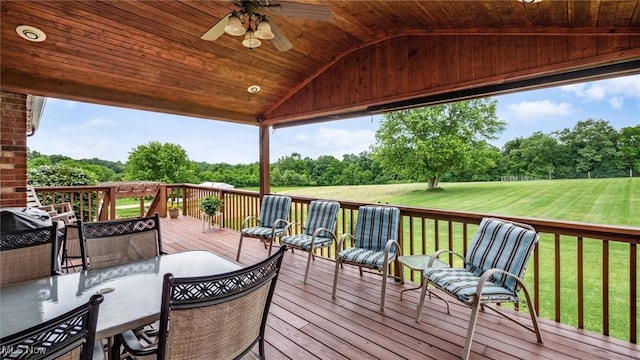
[332,205,403,311]
[281,200,340,283]
[237,195,292,261]
[416,217,542,360]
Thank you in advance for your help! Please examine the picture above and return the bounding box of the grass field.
[279,177,640,226]
[280,178,639,341]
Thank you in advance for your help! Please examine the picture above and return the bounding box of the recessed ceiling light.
[16,25,46,42]
[248,85,261,94]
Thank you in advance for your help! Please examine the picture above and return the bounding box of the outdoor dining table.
[0,250,241,340]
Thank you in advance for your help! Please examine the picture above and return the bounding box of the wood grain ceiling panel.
[2,1,639,127]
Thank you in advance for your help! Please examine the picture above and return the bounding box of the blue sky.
[29,74,639,165]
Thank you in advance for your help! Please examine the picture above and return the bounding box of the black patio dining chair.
[79,214,162,270]
[0,294,104,360]
[415,217,542,360]
[0,223,59,287]
[112,245,287,360]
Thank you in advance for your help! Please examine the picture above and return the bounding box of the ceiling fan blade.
[265,17,292,52]
[200,15,230,41]
[268,2,331,22]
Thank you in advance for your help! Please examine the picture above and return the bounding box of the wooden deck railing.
[32,184,638,344]
[32,185,115,222]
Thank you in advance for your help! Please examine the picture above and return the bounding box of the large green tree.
[618,125,640,177]
[372,99,505,189]
[124,141,196,183]
[556,119,620,178]
[501,132,560,179]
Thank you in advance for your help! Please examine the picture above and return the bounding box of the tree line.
[27,100,639,190]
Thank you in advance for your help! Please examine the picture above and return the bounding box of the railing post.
[159,185,167,218]
[109,186,117,220]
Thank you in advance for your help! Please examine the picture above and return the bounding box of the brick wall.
[0,91,28,207]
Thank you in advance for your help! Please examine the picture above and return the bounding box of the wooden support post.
[259,125,270,197]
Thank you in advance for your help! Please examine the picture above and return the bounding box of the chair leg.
[332,258,341,298]
[521,284,543,343]
[380,264,389,312]
[236,234,244,261]
[461,298,482,360]
[303,249,314,284]
[415,276,429,322]
[258,337,265,360]
[267,238,273,256]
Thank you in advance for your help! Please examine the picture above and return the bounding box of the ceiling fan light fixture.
[225,16,246,36]
[255,21,274,40]
[242,31,261,49]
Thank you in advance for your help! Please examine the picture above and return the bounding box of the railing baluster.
[534,245,540,314]
[448,221,453,265]
[603,240,610,336]
[577,236,584,329]
[630,242,637,344]
[555,234,561,322]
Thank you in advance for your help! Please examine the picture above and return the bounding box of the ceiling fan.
[200,0,332,51]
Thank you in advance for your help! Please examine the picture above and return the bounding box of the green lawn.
[280,178,639,226]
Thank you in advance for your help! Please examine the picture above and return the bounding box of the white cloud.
[505,100,574,121]
[561,75,640,102]
[608,96,624,110]
[585,85,606,101]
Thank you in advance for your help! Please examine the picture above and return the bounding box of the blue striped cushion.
[424,267,518,303]
[241,226,286,239]
[353,206,400,253]
[303,200,339,238]
[281,233,333,250]
[259,195,291,229]
[337,248,390,269]
[465,218,539,294]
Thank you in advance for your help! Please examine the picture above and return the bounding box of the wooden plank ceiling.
[1,1,639,128]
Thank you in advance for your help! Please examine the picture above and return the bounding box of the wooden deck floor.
[160,216,639,360]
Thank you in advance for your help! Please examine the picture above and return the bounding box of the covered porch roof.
[2,1,639,130]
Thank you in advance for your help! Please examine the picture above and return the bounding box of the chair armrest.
[284,221,304,236]
[37,205,57,217]
[241,215,259,229]
[116,329,158,356]
[383,239,402,267]
[272,218,289,230]
[308,227,337,248]
[336,233,354,252]
[51,202,73,213]
[428,249,464,267]
[476,268,524,297]
[311,227,336,240]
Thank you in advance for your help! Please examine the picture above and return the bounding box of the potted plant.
[199,195,222,216]
[168,203,180,219]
